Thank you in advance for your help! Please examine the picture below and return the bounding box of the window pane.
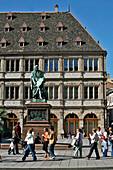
[69,59,73,71]
[66,122,68,133]
[55,86,58,99]
[69,122,74,133]
[84,87,88,99]
[44,59,48,71]
[15,87,19,99]
[30,88,32,99]
[35,59,39,66]
[64,59,68,71]
[6,87,9,99]
[6,60,9,71]
[88,122,93,134]
[25,60,29,71]
[75,122,79,134]
[49,87,53,99]
[45,87,48,99]
[89,87,93,99]
[54,122,57,133]
[50,59,53,71]
[84,59,87,71]
[69,87,73,99]
[94,59,98,71]
[30,59,33,71]
[89,59,93,71]
[64,86,68,99]
[95,86,98,99]
[25,87,28,99]
[16,60,19,72]
[75,87,78,99]
[10,87,14,99]
[55,59,58,71]
[74,59,78,71]
[11,60,14,71]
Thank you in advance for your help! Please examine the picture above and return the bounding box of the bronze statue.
[31,65,47,101]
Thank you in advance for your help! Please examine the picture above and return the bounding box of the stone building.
[0,5,107,139]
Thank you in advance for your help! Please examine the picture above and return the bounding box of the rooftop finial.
[55,4,59,12]
[68,4,70,12]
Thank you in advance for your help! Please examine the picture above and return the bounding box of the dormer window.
[7,13,13,21]
[19,37,25,47]
[75,36,82,46]
[37,37,44,46]
[39,23,45,32]
[0,38,6,48]
[57,22,64,31]
[41,12,47,20]
[21,23,28,32]
[4,23,10,32]
[56,37,63,46]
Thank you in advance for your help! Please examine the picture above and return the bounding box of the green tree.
[0,109,9,135]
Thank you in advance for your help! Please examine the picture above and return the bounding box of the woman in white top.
[22,130,37,161]
[86,128,100,160]
[102,128,108,157]
[96,127,103,152]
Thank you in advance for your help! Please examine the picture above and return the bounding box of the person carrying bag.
[73,129,83,159]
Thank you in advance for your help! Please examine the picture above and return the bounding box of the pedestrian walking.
[48,127,56,160]
[102,128,108,157]
[14,123,21,154]
[97,127,103,152]
[8,139,15,155]
[12,126,19,154]
[73,129,83,159]
[42,128,50,158]
[86,128,100,160]
[22,129,37,161]
[109,127,113,157]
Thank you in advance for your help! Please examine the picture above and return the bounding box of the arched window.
[65,113,79,135]
[84,113,98,136]
[50,114,58,136]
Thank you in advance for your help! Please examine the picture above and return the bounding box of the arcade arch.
[4,113,18,137]
[84,113,98,136]
[65,113,79,135]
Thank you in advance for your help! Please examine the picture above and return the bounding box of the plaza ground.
[0,138,113,169]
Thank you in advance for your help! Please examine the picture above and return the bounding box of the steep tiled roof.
[0,12,106,53]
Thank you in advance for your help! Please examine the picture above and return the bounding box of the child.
[8,139,15,155]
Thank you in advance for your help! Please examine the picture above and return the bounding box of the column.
[58,111,64,141]
[1,57,5,78]
[20,57,24,78]
[79,119,84,129]
[59,82,63,105]
[20,81,24,105]
[20,110,24,135]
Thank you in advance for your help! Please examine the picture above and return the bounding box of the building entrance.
[4,113,18,137]
[50,114,58,136]
[65,113,79,135]
[84,113,98,137]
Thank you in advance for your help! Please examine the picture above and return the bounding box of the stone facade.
[0,5,107,139]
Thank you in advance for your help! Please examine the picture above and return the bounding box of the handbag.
[101,135,105,140]
[75,139,79,147]
[74,133,80,147]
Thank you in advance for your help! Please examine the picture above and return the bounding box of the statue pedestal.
[23,102,51,141]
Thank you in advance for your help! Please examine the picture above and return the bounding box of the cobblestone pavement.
[0,147,113,169]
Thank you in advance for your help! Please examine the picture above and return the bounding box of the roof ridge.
[69,12,106,53]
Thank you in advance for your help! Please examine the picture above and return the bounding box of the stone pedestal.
[23,102,51,141]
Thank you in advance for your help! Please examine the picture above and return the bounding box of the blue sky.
[0,0,113,77]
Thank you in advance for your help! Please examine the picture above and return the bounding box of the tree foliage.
[0,109,9,132]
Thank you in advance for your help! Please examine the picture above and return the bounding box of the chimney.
[55,4,59,12]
